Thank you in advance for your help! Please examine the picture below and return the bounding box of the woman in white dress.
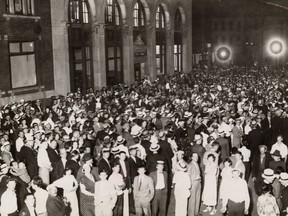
[52,167,79,216]
[202,154,219,215]
[219,158,233,203]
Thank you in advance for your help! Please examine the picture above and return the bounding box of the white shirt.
[173,171,191,198]
[239,146,251,162]
[0,189,18,215]
[34,188,49,214]
[16,137,24,152]
[108,173,125,195]
[155,172,165,190]
[37,147,52,169]
[222,177,250,211]
[271,142,288,159]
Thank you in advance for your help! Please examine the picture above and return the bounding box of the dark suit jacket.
[247,129,263,154]
[149,170,168,192]
[98,158,112,176]
[251,153,272,178]
[158,139,174,170]
[47,147,60,169]
[53,160,66,181]
[19,204,36,216]
[127,156,142,182]
[146,153,165,174]
[19,146,38,179]
[46,195,68,216]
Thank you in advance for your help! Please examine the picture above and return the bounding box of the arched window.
[68,0,93,92]
[133,1,145,27]
[156,5,166,74]
[105,0,123,85]
[69,0,89,24]
[174,8,183,72]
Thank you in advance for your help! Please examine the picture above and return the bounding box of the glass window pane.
[11,54,36,88]
[156,58,160,69]
[75,63,82,70]
[156,45,160,55]
[74,49,82,60]
[85,47,90,59]
[14,0,22,14]
[86,60,91,76]
[22,42,34,52]
[108,59,114,70]
[9,43,20,53]
[117,58,121,71]
[108,47,114,58]
[117,47,121,57]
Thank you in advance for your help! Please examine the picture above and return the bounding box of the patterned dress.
[257,193,279,216]
[80,175,95,216]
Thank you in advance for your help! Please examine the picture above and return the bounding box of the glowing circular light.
[267,38,286,57]
[216,46,231,62]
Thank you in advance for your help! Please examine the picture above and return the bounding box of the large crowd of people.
[0,66,288,216]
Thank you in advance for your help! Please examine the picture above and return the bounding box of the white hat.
[194,134,202,141]
[279,172,288,182]
[262,168,275,179]
[116,135,125,144]
[149,142,160,152]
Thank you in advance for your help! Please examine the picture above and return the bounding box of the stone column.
[91,23,107,90]
[122,25,134,85]
[50,0,70,95]
[146,25,156,81]
[166,28,174,75]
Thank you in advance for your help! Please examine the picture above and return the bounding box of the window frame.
[133,0,145,27]
[69,0,90,24]
[5,0,35,16]
[8,41,37,89]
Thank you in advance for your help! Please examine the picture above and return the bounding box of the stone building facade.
[0,0,192,104]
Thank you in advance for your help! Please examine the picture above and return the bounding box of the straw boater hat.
[116,135,125,145]
[149,142,160,152]
[279,173,288,182]
[262,168,275,179]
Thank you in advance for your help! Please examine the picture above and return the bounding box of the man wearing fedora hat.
[98,148,112,177]
[247,119,264,156]
[146,140,165,174]
[269,150,286,172]
[279,172,288,216]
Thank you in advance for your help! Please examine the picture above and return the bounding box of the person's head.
[277,135,283,143]
[24,194,35,208]
[71,150,80,161]
[156,160,164,172]
[129,146,137,157]
[137,165,146,175]
[99,170,108,181]
[207,154,216,163]
[261,184,272,195]
[31,176,43,190]
[259,145,267,155]
[49,140,57,150]
[235,151,243,161]
[279,173,288,186]
[82,163,92,174]
[112,163,120,173]
[72,141,78,149]
[262,168,275,183]
[223,158,232,167]
[64,167,72,176]
[47,185,58,197]
[59,148,67,160]
[192,152,199,163]
[119,151,126,161]
[18,131,24,138]
[194,134,202,145]
[176,150,184,161]
[6,178,17,191]
[102,148,110,159]
[10,161,19,170]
